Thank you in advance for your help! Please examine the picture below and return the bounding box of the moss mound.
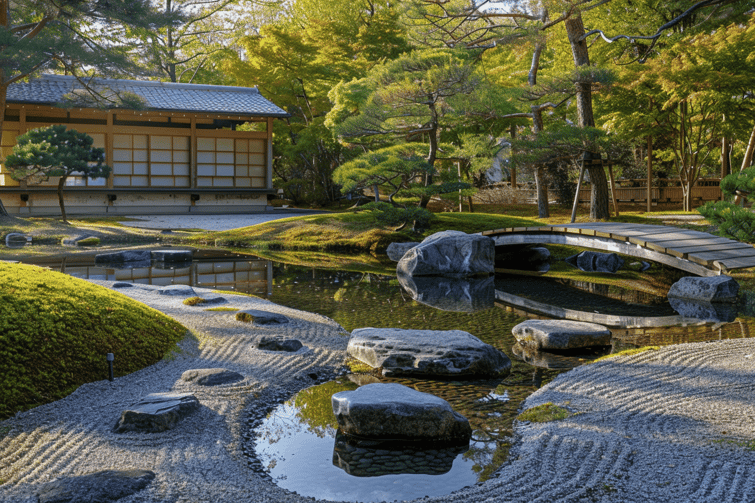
[0,263,186,419]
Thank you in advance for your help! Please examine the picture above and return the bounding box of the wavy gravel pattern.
[2,281,755,503]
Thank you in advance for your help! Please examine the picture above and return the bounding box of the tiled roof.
[7,75,289,117]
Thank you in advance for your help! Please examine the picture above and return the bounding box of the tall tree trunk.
[57,176,68,223]
[734,124,755,205]
[565,13,609,220]
[532,106,549,218]
[419,115,438,209]
[0,1,10,216]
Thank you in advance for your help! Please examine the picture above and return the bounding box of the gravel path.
[117,210,323,231]
[2,281,755,503]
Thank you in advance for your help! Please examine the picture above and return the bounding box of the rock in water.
[512,320,612,350]
[113,392,200,433]
[386,242,418,262]
[151,249,193,262]
[37,469,155,503]
[397,230,494,277]
[331,383,471,445]
[565,251,624,273]
[347,327,510,377]
[668,275,739,303]
[95,250,151,264]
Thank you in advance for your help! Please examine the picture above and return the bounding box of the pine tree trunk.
[57,176,68,223]
[0,79,9,217]
[565,13,609,221]
[535,166,549,218]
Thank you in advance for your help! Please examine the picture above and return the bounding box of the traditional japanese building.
[1,74,288,215]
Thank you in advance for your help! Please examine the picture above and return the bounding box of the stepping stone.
[181,368,244,386]
[348,327,511,378]
[235,309,289,325]
[38,469,155,503]
[668,275,739,303]
[200,295,227,305]
[95,250,151,264]
[397,230,495,278]
[151,249,193,262]
[332,383,471,445]
[112,282,134,288]
[256,336,302,352]
[512,320,612,350]
[113,392,200,433]
[157,285,196,296]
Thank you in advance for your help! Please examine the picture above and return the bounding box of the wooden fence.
[578,179,722,205]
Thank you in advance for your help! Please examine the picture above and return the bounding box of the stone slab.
[236,309,289,325]
[38,469,155,503]
[157,285,196,296]
[668,275,739,303]
[348,327,511,377]
[113,392,200,433]
[181,368,244,386]
[512,320,612,350]
[256,337,303,352]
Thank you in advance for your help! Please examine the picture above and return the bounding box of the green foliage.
[235,312,253,322]
[183,296,206,306]
[0,262,186,419]
[75,237,100,247]
[517,403,570,423]
[204,307,239,312]
[292,379,358,438]
[698,201,755,243]
[361,202,435,231]
[720,167,755,199]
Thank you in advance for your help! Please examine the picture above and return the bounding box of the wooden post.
[646,136,652,213]
[571,160,586,223]
[607,160,619,217]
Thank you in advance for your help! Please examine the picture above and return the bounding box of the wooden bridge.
[482,222,755,277]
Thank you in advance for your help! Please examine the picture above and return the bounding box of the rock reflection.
[332,433,466,477]
[511,342,609,369]
[668,297,738,323]
[397,274,494,313]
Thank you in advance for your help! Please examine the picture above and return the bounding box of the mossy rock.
[517,403,570,423]
[0,263,186,420]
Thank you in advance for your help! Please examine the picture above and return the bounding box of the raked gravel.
[2,280,755,503]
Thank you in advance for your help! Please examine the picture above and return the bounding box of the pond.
[22,250,755,502]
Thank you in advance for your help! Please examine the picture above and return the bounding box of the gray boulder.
[512,320,612,350]
[37,469,155,503]
[151,249,193,262]
[113,392,200,433]
[347,327,511,377]
[256,336,303,352]
[95,250,151,264]
[5,232,30,248]
[157,285,196,296]
[181,368,244,386]
[397,273,494,313]
[396,230,495,278]
[236,309,289,325]
[386,242,418,262]
[565,251,624,273]
[331,383,471,444]
[668,275,739,303]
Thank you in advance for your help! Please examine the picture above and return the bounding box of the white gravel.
[118,210,323,231]
[2,280,755,503]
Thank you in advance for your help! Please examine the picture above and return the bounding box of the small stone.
[235,309,289,325]
[37,469,155,503]
[512,320,612,350]
[181,368,244,386]
[565,251,624,273]
[113,392,200,433]
[157,285,196,296]
[256,337,303,352]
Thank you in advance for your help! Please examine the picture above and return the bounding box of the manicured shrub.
[699,166,755,242]
[0,263,186,419]
[183,296,205,306]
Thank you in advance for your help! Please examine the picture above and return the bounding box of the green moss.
[590,346,660,364]
[235,312,254,322]
[344,358,375,373]
[204,307,239,312]
[517,403,570,423]
[214,290,261,299]
[713,438,755,451]
[0,262,186,420]
[183,296,206,306]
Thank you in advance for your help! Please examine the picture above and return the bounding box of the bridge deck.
[482,222,755,276]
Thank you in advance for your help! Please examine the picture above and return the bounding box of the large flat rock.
[181,368,244,386]
[396,230,494,278]
[668,275,739,303]
[37,469,155,503]
[113,392,200,433]
[512,320,612,350]
[348,327,511,377]
[331,383,471,445]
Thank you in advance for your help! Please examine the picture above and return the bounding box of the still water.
[25,251,755,501]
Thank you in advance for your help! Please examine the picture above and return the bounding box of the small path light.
[107,353,114,381]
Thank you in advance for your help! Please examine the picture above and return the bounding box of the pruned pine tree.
[5,126,111,223]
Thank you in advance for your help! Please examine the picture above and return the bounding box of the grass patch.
[590,346,660,364]
[0,262,186,420]
[74,237,100,247]
[183,296,207,306]
[204,307,239,312]
[517,403,570,423]
[713,438,755,451]
[214,290,261,299]
[235,312,254,322]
